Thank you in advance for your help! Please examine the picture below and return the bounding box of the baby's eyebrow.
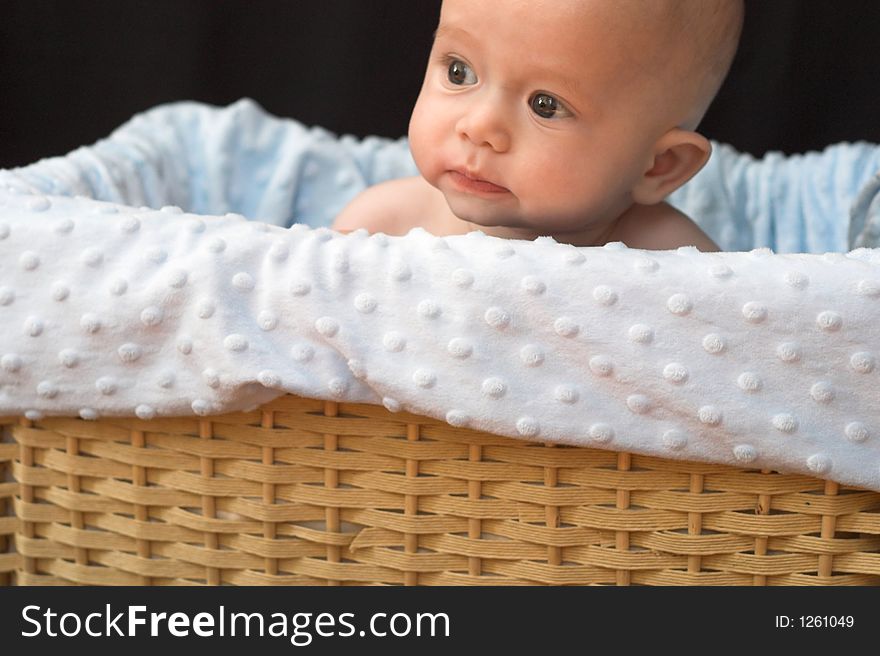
[432,24,472,43]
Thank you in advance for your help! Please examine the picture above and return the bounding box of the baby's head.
[408,0,744,239]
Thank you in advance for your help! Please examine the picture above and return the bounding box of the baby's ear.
[631,129,711,205]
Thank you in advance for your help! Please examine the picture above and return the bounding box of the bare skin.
[333,175,719,250]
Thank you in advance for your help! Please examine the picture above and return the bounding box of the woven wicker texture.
[7,395,880,586]
[1,416,19,586]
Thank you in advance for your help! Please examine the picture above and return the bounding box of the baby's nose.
[455,98,511,153]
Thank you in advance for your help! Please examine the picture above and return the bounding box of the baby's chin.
[445,197,585,235]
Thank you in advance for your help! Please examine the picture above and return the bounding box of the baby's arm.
[332,176,428,235]
[611,202,720,251]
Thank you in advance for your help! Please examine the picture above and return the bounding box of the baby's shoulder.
[610,202,719,251]
[332,176,441,235]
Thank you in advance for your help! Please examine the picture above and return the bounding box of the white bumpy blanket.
[1,99,880,492]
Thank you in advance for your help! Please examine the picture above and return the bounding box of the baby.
[333,0,744,250]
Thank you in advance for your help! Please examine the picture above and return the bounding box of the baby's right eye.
[446,59,477,86]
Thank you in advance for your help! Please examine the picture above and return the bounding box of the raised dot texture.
[269,241,289,262]
[355,293,378,314]
[702,333,726,354]
[134,404,156,420]
[192,400,211,416]
[554,317,579,338]
[96,377,117,395]
[777,342,801,363]
[167,270,188,288]
[80,248,103,268]
[627,394,651,414]
[737,372,762,392]
[24,410,43,422]
[117,343,142,363]
[446,410,470,427]
[663,363,689,384]
[383,397,401,413]
[733,444,758,463]
[521,276,545,295]
[53,218,74,233]
[481,377,506,398]
[290,280,311,296]
[258,370,281,387]
[328,377,349,397]
[667,293,692,316]
[24,316,44,337]
[845,422,869,443]
[28,196,50,212]
[629,324,654,344]
[698,406,722,426]
[564,250,585,265]
[19,251,40,270]
[177,338,193,355]
[37,381,58,399]
[709,263,733,278]
[258,310,278,331]
[315,317,339,337]
[772,413,798,433]
[662,429,687,450]
[589,355,614,377]
[79,408,98,421]
[850,352,875,373]
[495,244,515,259]
[384,332,407,353]
[1,354,22,373]
[446,337,474,359]
[517,417,540,437]
[51,281,70,302]
[452,269,473,288]
[80,314,101,333]
[0,287,14,306]
[391,260,412,282]
[784,271,809,288]
[810,381,835,403]
[413,369,436,388]
[593,285,617,306]
[109,279,127,296]
[232,272,255,292]
[635,258,658,273]
[58,349,79,368]
[807,454,832,475]
[519,344,544,366]
[856,279,880,297]
[224,334,248,352]
[588,423,614,443]
[207,237,226,253]
[291,344,314,362]
[146,247,167,264]
[202,368,221,388]
[554,385,579,404]
[742,301,768,323]
[418,299,441,318]
[484,307,510,329]
[331,251,349,273]
[120,216,141,234]
[197,299,215,319]
[816,310,842,332]
[140,306,164,327]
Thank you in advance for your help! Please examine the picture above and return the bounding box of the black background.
[2,0,880,168]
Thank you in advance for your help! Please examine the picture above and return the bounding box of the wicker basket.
[2,394,879,586]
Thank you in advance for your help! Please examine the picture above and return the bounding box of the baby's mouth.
[447,169,510,195]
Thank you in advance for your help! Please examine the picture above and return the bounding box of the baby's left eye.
[529,93,571,119]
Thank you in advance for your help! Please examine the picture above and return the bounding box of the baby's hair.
[684,0,745,124]
[614,0,744,129]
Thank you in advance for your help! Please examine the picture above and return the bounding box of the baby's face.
[409,0,672,236]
